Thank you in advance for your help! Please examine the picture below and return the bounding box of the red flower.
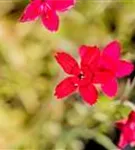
[116,111,135,149]
[99,41,133,97]
[20,0,75,32]
[55,46,113,105]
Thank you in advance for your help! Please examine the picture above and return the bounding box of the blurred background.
[0,0,135,149]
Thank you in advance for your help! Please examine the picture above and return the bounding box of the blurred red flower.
[55,46,113,105]
[99,41,133,97]
[116,111,135,149]
[19,0,75,32]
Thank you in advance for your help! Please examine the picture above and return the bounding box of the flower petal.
[116,119,127,130]
[118,133,128,149]
[41,7,59,31]
[102,79,118,97]
[55,52,80,75]
[79,85,98,105]
[128,111,135,122]
[79,45,100,71]
[116,60,134,78]
[55,77,78,98]
[93,70,114,84]
[100,53,118,73]
[19,0,41,22]
[116,111,135,149]
[103,41,121,60]
[47,0,75,12]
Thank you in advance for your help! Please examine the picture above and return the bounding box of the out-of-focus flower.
[99,41,134,97]
[19,0,75,32]
[55,46,113,105]
[116,111,135,149]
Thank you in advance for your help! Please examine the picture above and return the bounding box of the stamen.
[74,84,78,87]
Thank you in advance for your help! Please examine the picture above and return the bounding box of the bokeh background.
[0,0,135,149]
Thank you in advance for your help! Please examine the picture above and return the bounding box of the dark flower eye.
[78,73,84,79]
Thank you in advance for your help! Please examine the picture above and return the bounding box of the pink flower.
[99,41,134,97]
[55,46,113,105]
[20,0,75,32]
[116,111,135,149]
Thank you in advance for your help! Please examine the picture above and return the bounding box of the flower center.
[78,72,85,80]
